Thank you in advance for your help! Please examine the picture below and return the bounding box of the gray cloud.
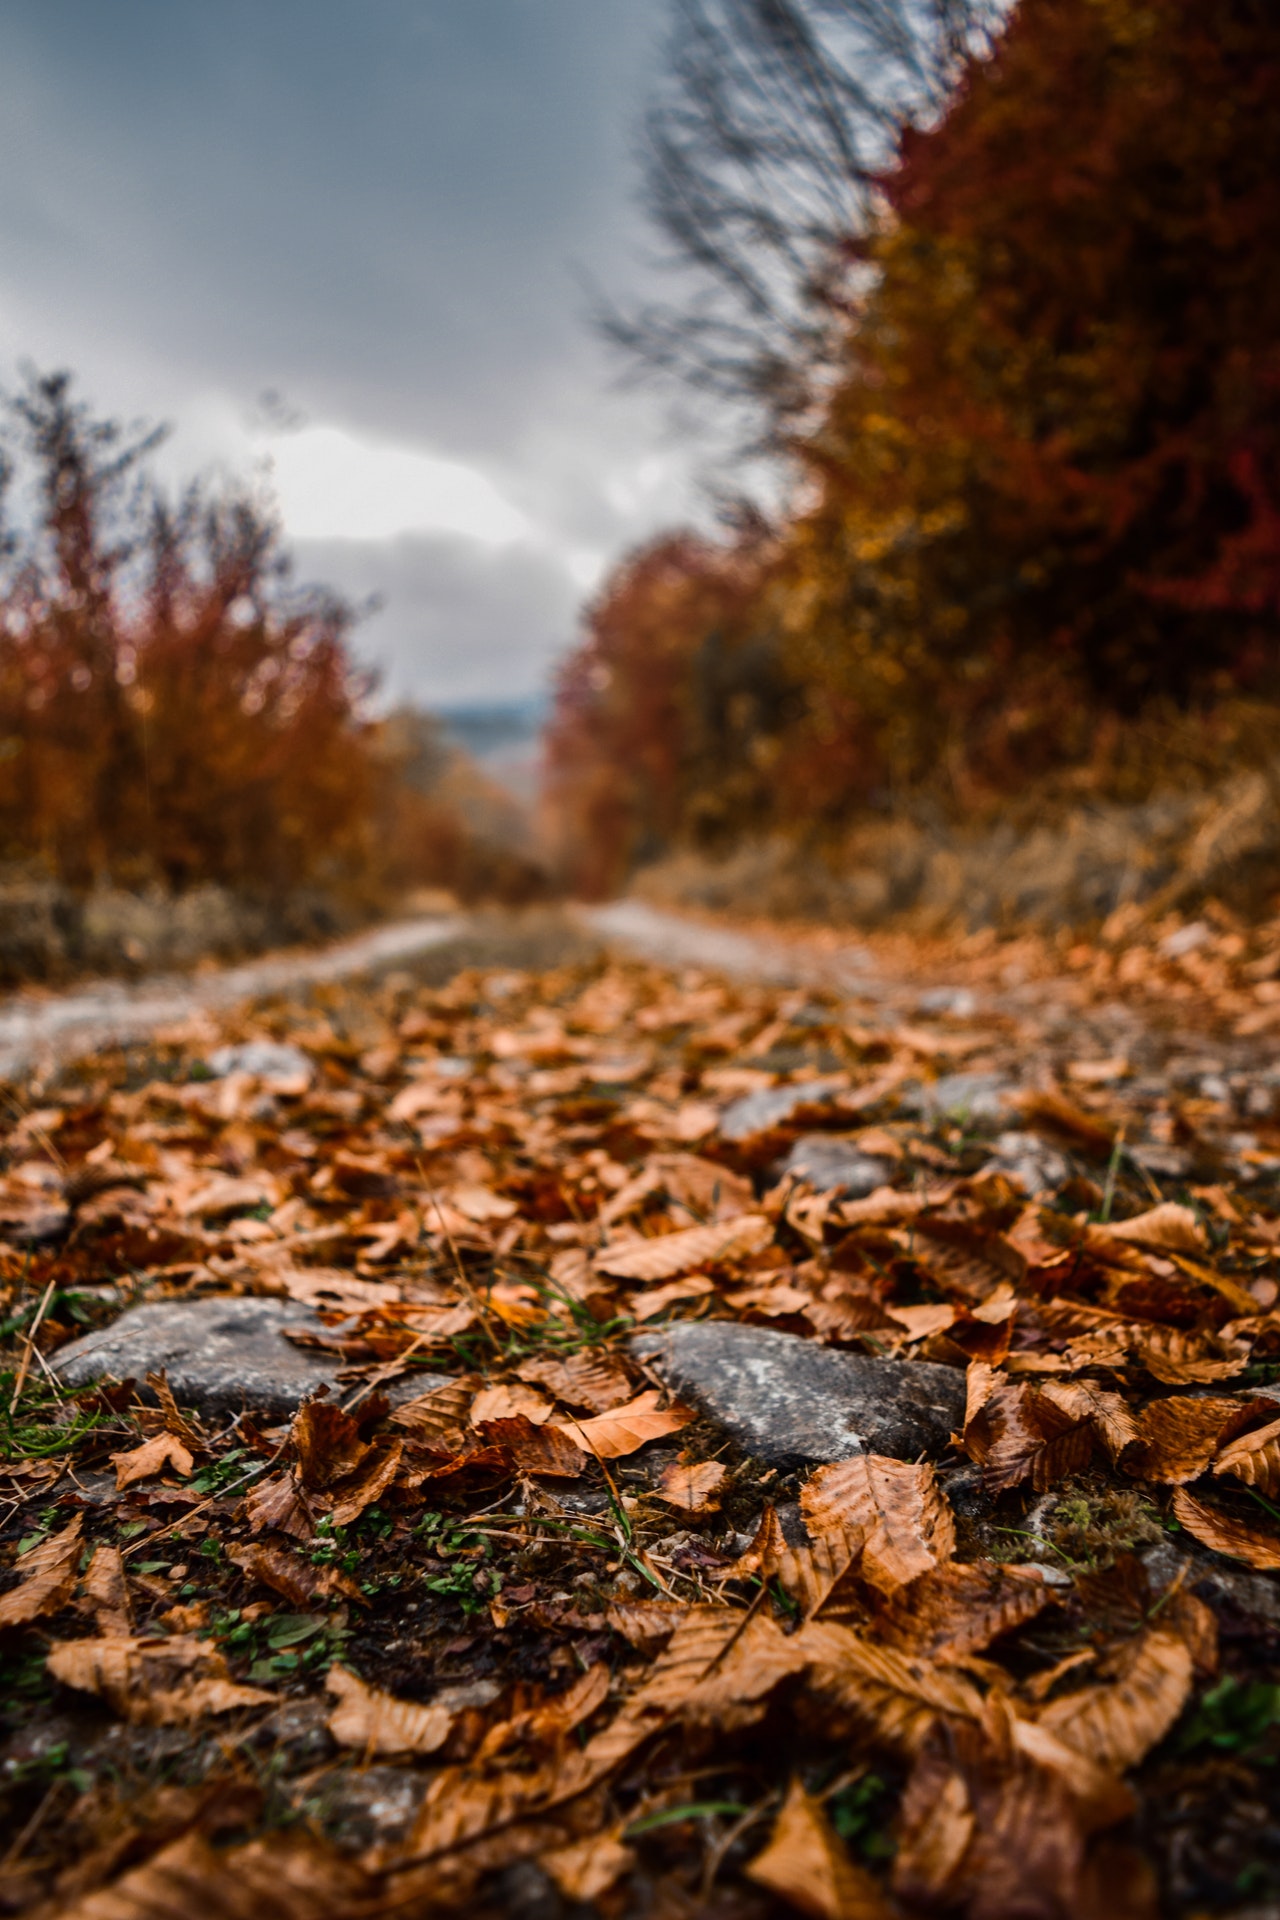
[0,0,700,704]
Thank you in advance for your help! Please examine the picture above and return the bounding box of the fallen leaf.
[81,1543,132,1632]
[1104,1202,1205,1254]
[605,1598,688,1651]
[1213,1409,1280,1497]
[872,1561,1049,1661]
[595,1213,772,1281]
[552,1389,694,1459]
[1172,1487,1280,1569]
[110,1430,195,1491]
[229,1541,365,1608]
[1038,1628,1193,1770]
[326,1664,453,1755]
[798,1618,984,1754]
[243,1470,315,1541]
[1129,1325,1251,1386]
[48,1634,273,1723]
[326,1439,404,1525]
[802,1456,955,1594]
[629,1273,717,1319]
[389,1376,478,1441]
[658,1459,728,1512]
[0,1515,83,1628]
[291,1400,370,1490]
[50,1830,372,1920]
[516,1350,635,1412]
[747,1778,893,1920]
[1124,1394,1258,1483]
[470,1382,553,1425]
[542,1831,636,1904]
[476,1414,588,1477]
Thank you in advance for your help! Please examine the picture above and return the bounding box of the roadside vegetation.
[547,0,1280,921]
[0,370,542,981]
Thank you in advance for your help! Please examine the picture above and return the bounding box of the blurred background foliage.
[0,371,542,934]
[548,0,1280,900]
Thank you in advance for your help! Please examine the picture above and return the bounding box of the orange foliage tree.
[553,0,1280,886]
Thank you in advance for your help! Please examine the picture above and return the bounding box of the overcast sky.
[0,0,697,706]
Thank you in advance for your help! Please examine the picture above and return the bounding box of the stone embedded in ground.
[903,1070,1015,1126]
[776,1133,893,1198]
[981,1129,1069,1196]
[631,1321,966,1466]
[54,1295,427,1419]
[206,1040,313,1085]
[717,1076,849,1142]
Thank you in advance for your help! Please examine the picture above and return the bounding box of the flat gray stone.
[903,1071,1014,1127]
[54,1295,425,1419]
[777,1133,893,1198]
[632,1321,966,1466]
[206,1041,313,1084]
[718,1076,848,1142]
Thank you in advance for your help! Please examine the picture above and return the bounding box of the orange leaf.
[1172,1488,1280,1569]
[551,1389,693,1459]
[747,1778,894,1920]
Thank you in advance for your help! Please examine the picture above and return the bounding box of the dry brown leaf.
[476,1414,588,1477]
[50,1830,373,1920]
[551,1389,693,1459]
[48,1633,274,1723]
[291,1400,370,1490]
[0,1514,83,1628]
[776,1526,866,1623]
[516,1350,634,1413]
[389,1375,478,1441]
[965,1374,1095,1492]
[243,1469,315,1541]
[872,1560,1049,1662]
[326,1664,453,1755]
[1104,1202,1205,1254]
[658,1459,728,1512]
[326,1439,404,1526]
[470,1382,553,1425]
[605,1598,688,1650]
[1124,1394,1257,1483]
[109,1430,195,1491]
[629,1273,717,1319]
[1129,1324,1251,1386]
[1213,1409,1280,1496]
[797,1618,984,1755]
[729,1504,788,1580]
[802,1455,955,1594]
[81,1543,131,1633]
[542,1830,636,1904]
[1038,1628,1193,1771]
[594,1212,772,1281]
[1172,1487,1280,1568]
[229,1541,365,1608]
[746,1778,894,1920]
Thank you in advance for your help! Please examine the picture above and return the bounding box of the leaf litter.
[2,928,1280,1914]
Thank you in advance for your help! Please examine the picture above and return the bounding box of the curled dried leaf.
[326,1664,453,1755]
[802,1455,955,1594]
[48,1633,274,1723]
[110,1430,195,1491]
[658,1459,727,1512]
[1212,1409,1280,1497]
[1172,1487,1280,1569]
[551,1389,693,1459]
[747,1778,894,1920]
[0,1515,83,1629]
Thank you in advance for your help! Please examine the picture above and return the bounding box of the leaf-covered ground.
[3,912,1280,1919]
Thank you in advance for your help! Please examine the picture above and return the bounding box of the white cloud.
[262,424,532,547]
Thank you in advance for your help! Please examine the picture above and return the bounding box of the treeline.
[547,0,1280,894]
[0,372,540,913]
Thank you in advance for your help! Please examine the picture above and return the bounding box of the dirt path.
[0,912,466,1080]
